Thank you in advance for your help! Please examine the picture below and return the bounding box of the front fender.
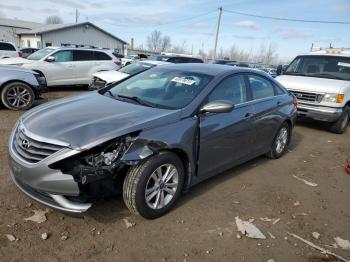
[120,117,199,188]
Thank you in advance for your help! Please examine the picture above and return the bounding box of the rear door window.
[0,43,16,51]
[73,50,95,61]
[94,51,111,60]
[248,75,275,100]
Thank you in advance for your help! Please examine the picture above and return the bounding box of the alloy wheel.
[145,164,179,210]
[6,85,32,108]
[276,127,288,154]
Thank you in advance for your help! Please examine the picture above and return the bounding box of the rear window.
[94,51,112,60]
[0,42,16,51]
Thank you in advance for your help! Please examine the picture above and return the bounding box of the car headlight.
[322,93,344,103]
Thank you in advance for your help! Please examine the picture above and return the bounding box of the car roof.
[157,63,261,76]
[43,46,113,53]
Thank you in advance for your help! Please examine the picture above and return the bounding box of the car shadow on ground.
[86,129,304,223]
[296,117,331,133]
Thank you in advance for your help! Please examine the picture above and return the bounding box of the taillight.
[114,59,121,66]
[18,51,23,57]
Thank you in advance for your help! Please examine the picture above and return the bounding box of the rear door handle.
[277,101,281,105]
[245,112,253,118]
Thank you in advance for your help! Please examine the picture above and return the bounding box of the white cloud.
[331,3,350,13]
[233,20,260,30]
[190,22,209,29]
[274,27,313,39]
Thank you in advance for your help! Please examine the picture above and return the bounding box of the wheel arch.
[160,148,192,191]
[0,79,36,95]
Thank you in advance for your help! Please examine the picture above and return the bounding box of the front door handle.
[245,112,253,118]
[277,101,281,105]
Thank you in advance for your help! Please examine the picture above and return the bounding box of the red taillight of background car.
[114,59,121,66]
[18,51,23,57]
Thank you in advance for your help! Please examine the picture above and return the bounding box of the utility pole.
[75,8,79,23]
[213,6,223,60]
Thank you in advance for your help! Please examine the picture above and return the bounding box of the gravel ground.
[1,89,350,262]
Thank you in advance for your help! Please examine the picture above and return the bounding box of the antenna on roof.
[75,8,79,23]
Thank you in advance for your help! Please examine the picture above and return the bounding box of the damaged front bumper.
[10,171,91,213]
[8,122,92,214]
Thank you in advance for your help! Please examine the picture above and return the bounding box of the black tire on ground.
[0,82,35,110]
[329,106,350,134]
[266,122,290,159]
[123,151,185,219]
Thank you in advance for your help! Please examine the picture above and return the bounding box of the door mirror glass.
[200,100,234,113]
[45,56,55,62]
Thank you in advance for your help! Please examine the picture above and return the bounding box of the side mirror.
[46,56,55,62]
[200,100,234,114]
[276,64,283,75]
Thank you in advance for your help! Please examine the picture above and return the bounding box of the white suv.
[276,48,350,133]
[0,41,20,59]
[0,47,121,86]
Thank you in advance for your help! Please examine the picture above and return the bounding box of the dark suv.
[147,55,203,63]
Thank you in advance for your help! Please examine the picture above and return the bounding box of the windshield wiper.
[116,94,155,108]
[310,73,344,80]
[105,90,117,99]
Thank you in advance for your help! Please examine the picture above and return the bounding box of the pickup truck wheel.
[266,122,290,159]
[329,106,350,134]
[123,152,184,219]
[1,82,35,110]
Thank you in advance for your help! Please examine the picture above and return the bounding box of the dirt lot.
[1,89,350,262]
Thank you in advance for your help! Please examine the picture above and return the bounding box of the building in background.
[0,18,127,54]
[0,18,42,45]
[17,22,127,54]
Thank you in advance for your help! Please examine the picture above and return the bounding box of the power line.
[224,9,350,24]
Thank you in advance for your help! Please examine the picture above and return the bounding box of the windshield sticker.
[338,62,350,68]
[171,77,196,85]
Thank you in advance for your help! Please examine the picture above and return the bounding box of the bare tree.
[146,30,171,53]
[45,16,63,24]
[160,36,171,52]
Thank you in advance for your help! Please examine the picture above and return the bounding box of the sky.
[1,0,350,61]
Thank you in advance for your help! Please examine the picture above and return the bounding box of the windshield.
[285,55,350,81]
[118,62,155,75]
[27,48,55,60]
[106,68,213,109]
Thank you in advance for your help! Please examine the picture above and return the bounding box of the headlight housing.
[322,93,344,104]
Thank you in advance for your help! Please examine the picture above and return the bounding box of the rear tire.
[123,151,184,219]
[266,122,290,159]
[1,82,35,110]
[329,106,349,134]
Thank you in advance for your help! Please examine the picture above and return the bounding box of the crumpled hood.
[92,70,129,83]
[21,92,181,150]
[276,75,348,93]
[0,57,33,65]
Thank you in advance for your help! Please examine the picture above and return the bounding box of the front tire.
[266,122,290,159]
[123,152,185,219]
[1,82,35,110]
[329,106,349,134]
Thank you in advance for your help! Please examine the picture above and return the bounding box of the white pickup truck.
[276,48,350,134]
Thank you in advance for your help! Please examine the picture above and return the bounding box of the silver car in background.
[0,65,46,110]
